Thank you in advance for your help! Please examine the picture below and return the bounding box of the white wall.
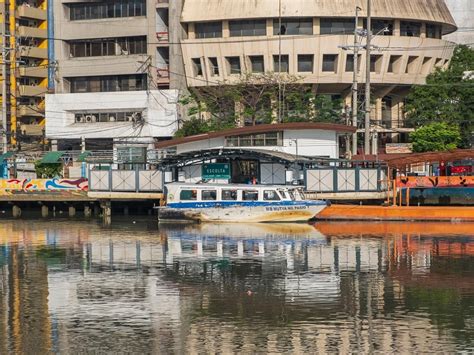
[45,90,179,140]
[175,129,339,159]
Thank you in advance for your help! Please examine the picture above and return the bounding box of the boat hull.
[158,202,327,223]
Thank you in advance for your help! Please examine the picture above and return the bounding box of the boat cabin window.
[180,189,197,201]
[287,190,296,201]
[202,190,217,201]
[222,189,237,200]
[264,190,281,201]
[242,190,259,201]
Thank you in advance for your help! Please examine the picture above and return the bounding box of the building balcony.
[16,5,47,21]
[18,26,47,39]
[19,85,47,97]
[19,66,48,78]
[156,0,169,8]
[157,66,170,84]
[18,105,44,117]
[156,31,169,43]
[20,124,44,136]
[19,46,48,59]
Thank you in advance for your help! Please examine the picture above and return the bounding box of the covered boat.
[157,183,328,223]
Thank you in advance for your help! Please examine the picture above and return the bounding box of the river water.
[0,219,473,354]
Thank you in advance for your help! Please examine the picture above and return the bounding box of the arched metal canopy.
[156,148,314,169]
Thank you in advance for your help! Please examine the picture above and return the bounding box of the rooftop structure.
[179,0,457,154]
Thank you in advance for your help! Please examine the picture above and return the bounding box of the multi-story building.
[45,0,186,153]
[444,0,474,44]
[178,0,457,154]
[0,0,49,150]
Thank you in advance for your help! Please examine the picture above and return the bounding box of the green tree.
[410,122,461,152]
[405,45,474,147]
[35,162,63,178]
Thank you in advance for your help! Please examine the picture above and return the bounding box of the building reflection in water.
[0,220,472,353]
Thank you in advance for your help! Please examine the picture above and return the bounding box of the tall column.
[41,205,49,218]
[102,201,112,226]
[12,205,21,218]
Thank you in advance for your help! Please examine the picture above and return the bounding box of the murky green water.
[0,219,473,354]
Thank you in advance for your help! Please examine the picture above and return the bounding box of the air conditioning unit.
[75,116,85,123]
[85,115,97,123]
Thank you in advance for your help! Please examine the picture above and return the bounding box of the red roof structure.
[353,149,474,168]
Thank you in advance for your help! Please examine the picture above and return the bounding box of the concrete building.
[0,0,49,149]
[444,0,474,44]
[179,0,457,153]
[45,0,185,152]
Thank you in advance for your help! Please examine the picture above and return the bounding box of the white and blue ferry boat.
[157,183,329,223]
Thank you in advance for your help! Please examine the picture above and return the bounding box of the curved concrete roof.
[182,0,457,33]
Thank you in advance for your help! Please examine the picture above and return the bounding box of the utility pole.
[364,0,372,155]
[352,6,361,156]
[1,16,7,154]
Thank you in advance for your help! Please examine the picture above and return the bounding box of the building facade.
[0,0,49,150]
[444,0,474,44]
[45,0,185,152]
[179,0,457,154]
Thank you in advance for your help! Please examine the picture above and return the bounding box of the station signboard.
[202,163,230,179]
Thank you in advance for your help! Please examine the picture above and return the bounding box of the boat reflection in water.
[0,220,472,353]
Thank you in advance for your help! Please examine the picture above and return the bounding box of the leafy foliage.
[35,161,63,178]
[405,45,474,148]
[409,122,461,152]
[176,72,345,137]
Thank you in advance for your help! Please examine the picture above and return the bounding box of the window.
[426,24,441,39]
[226,56,241,75]
[273,18,313,35]
[70,36,146,57]
[229,20,266,37]
[195,21,222,38]
[192,58,203,76]
[224,132,283,147]
[388,55,402,73]
[345,54,361,72]
[180,189,197,201]
[320,18,355,35]
[264,190,281,201]
[322,54,338,72]
[74,111,142,123]
[242,190,259,201]
[202,190,217,201]
[273,55,289,72]
[298,55,313,72]
[370,55,383,73]
[363,19,393,36]
[70,0,146,21]
[400,22,421,37]
[222,190,237,200]
[69,74,147,93]
[209,57,219,76]
[406,56,420,74]
[249,56,265,73]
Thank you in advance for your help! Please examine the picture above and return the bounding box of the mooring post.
[41,205,49,218]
